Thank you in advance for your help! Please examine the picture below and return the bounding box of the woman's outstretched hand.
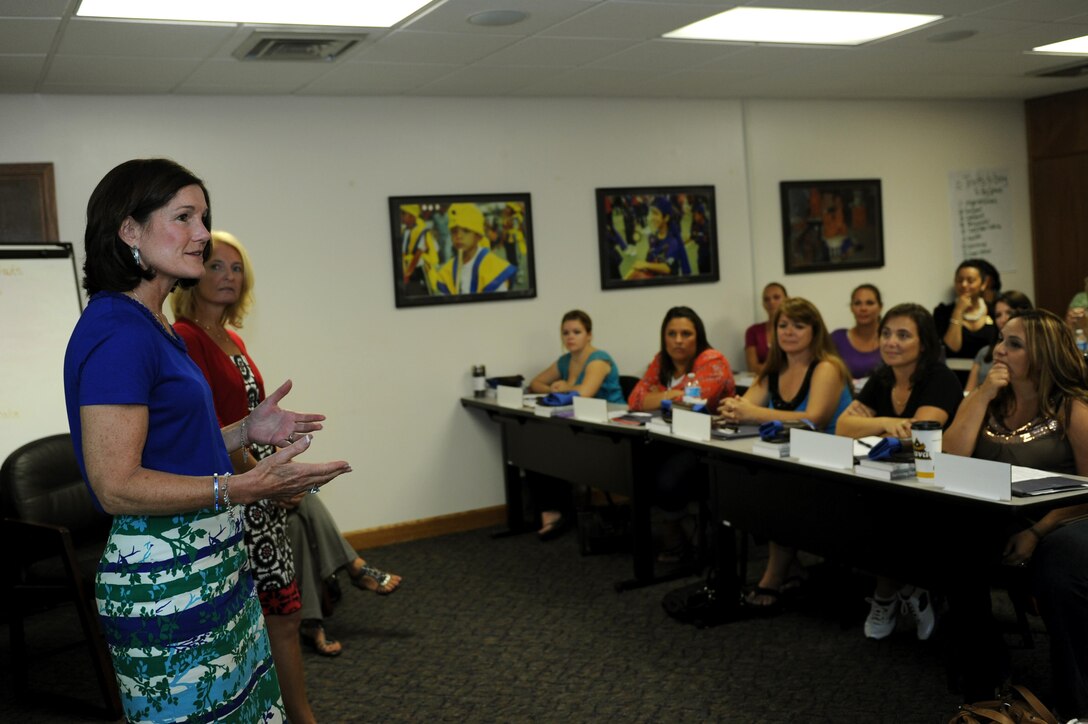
[247,379,327,447]
[239,434,351,504]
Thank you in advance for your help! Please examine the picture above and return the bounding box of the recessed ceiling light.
[76,0,434,27]
[1033,35,1088,55]
[664,7,943,46]
[467,10,528,28]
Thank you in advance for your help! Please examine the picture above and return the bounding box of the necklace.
[891,384,911,411]
[962,299,987,323]
[125,290,173,335]
[194,317,228,337]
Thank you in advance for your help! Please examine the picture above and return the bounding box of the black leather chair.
[0,433,121,719]
[619,375,640,402]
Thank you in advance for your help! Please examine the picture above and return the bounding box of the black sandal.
[743,586,783,614]
[300,621,342,657]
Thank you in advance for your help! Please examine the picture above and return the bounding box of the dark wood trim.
[0,162,59,242]
[344,505,507,551]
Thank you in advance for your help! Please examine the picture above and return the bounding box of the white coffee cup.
[911,421,942,479]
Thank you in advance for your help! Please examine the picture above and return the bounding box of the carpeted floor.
[0,525,1054,723]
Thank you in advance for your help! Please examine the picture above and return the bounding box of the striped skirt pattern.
[95,506,286,723]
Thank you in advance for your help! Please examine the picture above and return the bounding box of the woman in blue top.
[718,297,853,609]
[528,310,624,539]
[63,158,351,723]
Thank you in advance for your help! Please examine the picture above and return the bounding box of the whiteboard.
[0,244,82,466]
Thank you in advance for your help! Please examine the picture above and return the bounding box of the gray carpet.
[0,525,1054,723]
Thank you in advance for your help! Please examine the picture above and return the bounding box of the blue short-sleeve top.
[557,349,625,404]
[63,292,232,511]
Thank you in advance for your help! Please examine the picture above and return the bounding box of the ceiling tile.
[406,0,599,35]
[975,0,1088,22]
[0,54,45,87]
[45,55,201,88]
[356,29,519,64]
[540,3,721,40]
[181,58,336,90]
[0,18,61,53]
[586,39,745,71]
[0,0,70,17]
[299,61,458,95]
[476,36,637,67]
[58,18,235,58]
[411,64,560,95]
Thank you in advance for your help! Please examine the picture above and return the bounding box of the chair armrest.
[2,517,79,567]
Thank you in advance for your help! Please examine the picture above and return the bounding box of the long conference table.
[462,395,1088,600]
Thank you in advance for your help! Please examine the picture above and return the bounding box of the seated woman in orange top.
[628,306,735,561]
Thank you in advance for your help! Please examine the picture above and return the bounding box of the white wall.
[743,99,1033,330]
[0,94,1028,533]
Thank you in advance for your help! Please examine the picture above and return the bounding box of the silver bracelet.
[222,472,233,507]
[240,417,250,464]
[213,472,220,512]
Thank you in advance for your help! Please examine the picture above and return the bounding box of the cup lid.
[911,420,941,430]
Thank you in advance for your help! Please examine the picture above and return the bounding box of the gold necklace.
[891,385,910,410]
[125,291,172,335]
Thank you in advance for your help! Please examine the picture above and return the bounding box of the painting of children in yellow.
[434,203,517,295]
[400,204,439,295]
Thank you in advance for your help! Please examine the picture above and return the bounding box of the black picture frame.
[595,185,719,291]
[780,179,884,274]
[389,193,536,308]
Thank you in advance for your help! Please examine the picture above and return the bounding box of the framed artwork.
[0,163,59,242]
[388,193,536,308]
[595,185,719,291]
[780,179,884,274]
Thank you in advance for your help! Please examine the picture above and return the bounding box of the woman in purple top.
[744,282,787,374]
[831,283,883,379]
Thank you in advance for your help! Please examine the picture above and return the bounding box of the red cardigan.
[627,348,734,412]
[174,317,266,427]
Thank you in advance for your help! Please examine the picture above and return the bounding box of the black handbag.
[662,568,741,629]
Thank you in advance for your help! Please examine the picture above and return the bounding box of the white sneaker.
[864,596,898,639]
[900,587,936,641]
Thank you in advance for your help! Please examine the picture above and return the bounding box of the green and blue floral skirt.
[95,506,286,723]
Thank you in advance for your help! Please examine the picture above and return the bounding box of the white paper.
[672,408,711,442]
[791,428,853,470]
[572,396,609,423]
[496,385,523,409]
[1011,465,1058,482]
[933,452,1011,501]
[948,168,1014,272]
[853,436,883,458]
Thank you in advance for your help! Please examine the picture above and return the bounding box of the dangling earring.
[131,246,144,269]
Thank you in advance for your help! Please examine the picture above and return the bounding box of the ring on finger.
[308,485,319,495]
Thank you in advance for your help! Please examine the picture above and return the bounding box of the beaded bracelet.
[222,472,233,507]
[213,472,221,512]
[240,417,250,464]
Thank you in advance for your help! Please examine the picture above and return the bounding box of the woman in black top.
[836,303,963,641]
[933,259,997,359]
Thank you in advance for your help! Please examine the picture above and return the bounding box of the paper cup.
[911,421,942,479]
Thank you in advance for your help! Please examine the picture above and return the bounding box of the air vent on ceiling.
[232,32,365,62]
[1031,60,1088,78]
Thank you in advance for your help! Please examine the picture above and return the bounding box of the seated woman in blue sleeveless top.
[528,310,624,540]
[718,297,853,609]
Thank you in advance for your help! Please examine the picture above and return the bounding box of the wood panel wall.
[1026,88,1088,315]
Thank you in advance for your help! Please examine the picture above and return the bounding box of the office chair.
[0,433,122,719]
[619,375,640,402]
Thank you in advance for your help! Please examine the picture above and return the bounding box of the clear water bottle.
[684,372,701,401]
[472,364,487,398]
[1076,328,1088,356]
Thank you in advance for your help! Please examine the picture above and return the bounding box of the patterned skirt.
[95,506,286,723]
